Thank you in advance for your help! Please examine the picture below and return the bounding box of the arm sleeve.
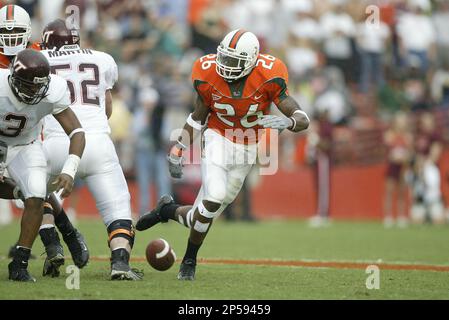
[266,59,290,106]
[104,54,118,90]
[50,75,71,115]
[193,80,211,106]
[191,58,211,107]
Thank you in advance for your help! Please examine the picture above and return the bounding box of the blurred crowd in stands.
[3,0,449,225]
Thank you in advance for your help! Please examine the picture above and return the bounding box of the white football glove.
[258,115,293,131]
[167,152,184,179]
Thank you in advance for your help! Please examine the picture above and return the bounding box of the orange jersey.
[191,53,289,143]
[0,42,41,69]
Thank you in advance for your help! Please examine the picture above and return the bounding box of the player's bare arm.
[52,107,86,198]
[179,93,210,146]
[277,96,310,132]
[167,94,210,179]
[0,177,23,200]
[105,89,113,119]
[259,96,310,132]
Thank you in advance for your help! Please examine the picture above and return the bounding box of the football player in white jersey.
[1,49,85,282]
[0,3,90,274]
[40,19,142,280]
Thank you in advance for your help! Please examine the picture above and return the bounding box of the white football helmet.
[0,5,31,56]
[216,29,259,82]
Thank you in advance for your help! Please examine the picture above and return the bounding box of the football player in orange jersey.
[0,4,39,69]
[137,29,310,280]
[0,4,89,276]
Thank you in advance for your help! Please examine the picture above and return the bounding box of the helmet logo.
[13,59,27,72]
[42,30,54,44]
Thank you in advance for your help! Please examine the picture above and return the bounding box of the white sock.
[39,224,55,230]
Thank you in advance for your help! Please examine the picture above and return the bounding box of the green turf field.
[0,218,448,299]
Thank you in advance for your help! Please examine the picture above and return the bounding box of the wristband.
[289,117,297,131]
[176,139,188,150]
[13,186,23,200]
[68,128,85,139]
[186,113,203,131]
[61,154,80,179]
[293,110,310,122]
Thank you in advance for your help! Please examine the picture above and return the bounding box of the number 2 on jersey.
[0,114,27,138]
[214,103,262,128]
[256,54,275,70]
[50,63,100,106]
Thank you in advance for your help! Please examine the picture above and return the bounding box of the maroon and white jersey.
[41,45,118,138]
[0,69,69,147]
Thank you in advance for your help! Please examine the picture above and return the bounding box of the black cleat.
[111,261,144,281]
[62,229,89,268]
[43,255,64,278]
[110,248,143,281]
[8,245,36,260]
[40,228,65,277]
[42,244,65,277]
[8,247,36,282]
[136,195,174,231]
[8,261,36,282]
[177,258,196,281]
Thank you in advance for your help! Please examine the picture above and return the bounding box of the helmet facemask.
[0,24,31,56]
[8,73,50,105]
[216,44,256,82]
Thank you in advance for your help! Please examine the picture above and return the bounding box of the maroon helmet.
[41,19,80,50]
[8,49,50,104]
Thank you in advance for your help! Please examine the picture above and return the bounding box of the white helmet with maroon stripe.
[0,4,32,56]
[216,29,259,82]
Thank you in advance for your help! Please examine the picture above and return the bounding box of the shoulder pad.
[45,74,69,103]
[252,54,289,84]
[191,54,220,85]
